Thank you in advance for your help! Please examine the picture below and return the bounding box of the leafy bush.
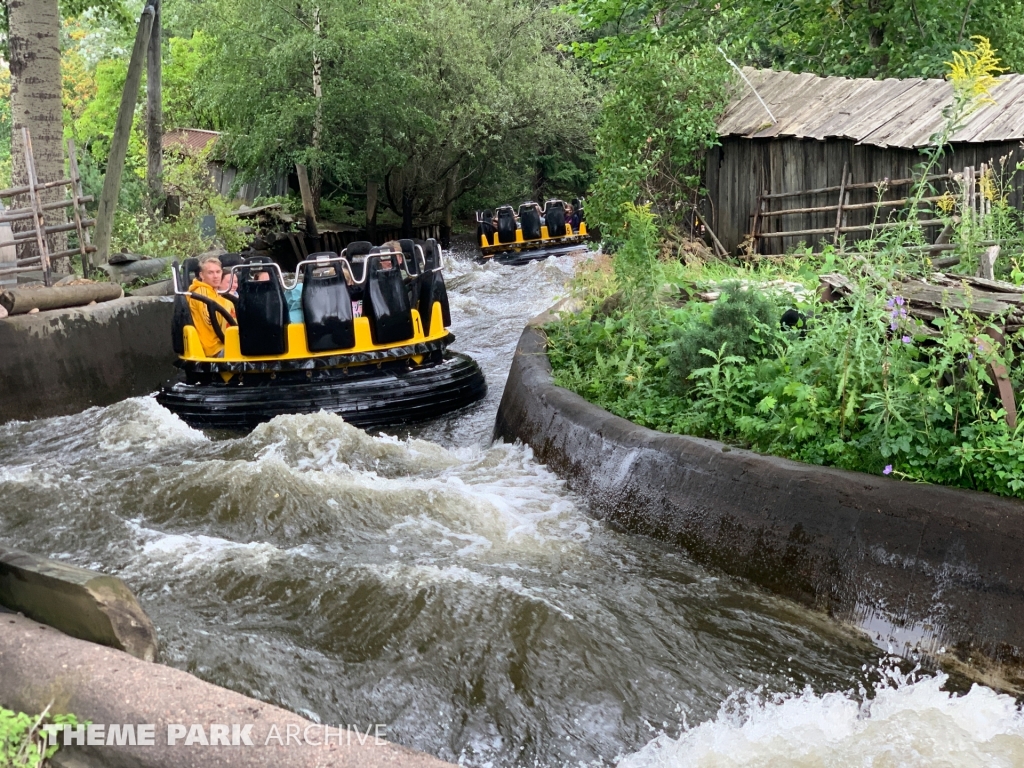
[573,37,730,241]
[0,706,80,768]
[548,250,1024,499]
[110,147,249,257]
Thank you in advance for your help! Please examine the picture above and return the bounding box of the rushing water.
[2,243,1022,766]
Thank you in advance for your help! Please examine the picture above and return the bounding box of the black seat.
[364,258,414,345]
[545,201,566,237]
[343,241,373,288]
[235,264,288,356]
[496,206,517,244]
[302,260,355,352]
[400,238,423,309]
[417,238,451,330]
[346,241,373,257]
[170,260,196,354]
[519,203,542,240]
[180,257,200,285]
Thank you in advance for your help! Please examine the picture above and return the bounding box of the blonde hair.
[198,254,222,268]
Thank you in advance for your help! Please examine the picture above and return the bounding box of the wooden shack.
[162,129,288,204]
[705,68,1024,255]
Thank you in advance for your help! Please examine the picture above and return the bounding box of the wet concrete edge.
[0,296,179,424]
[495,322,1024,685]
[0,613,455,768]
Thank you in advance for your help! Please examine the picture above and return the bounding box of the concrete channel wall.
[495,322,1024,687]
[0,296,177,424]
[1,613,454,768]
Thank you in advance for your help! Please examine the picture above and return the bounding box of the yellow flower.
[946,36,1007,112]
[936,191,957,214]
[979,166,998,202]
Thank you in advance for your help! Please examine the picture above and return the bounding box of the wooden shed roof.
[718,68,1024,148]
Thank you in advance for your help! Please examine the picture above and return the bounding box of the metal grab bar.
[170,245,447,299]
[339,249,419,283]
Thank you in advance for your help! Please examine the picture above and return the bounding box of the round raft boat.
[476,199,590,264]
[157,239,487,431]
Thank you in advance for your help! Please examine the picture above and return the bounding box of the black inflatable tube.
[157,352,487,431]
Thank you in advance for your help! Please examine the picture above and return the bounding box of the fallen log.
[0,282,124,315]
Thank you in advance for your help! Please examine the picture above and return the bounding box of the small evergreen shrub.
[669,283,782,388]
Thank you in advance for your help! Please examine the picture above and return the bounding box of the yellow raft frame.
[478,222,589,260]
[180,302,449,365]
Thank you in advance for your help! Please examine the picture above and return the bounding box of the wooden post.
[93,5,155,266]
[22,128,52,286]
[694,208,728,259]
[749,194,764,253]
[146,0,163,213]
[978,244,999,281]
[832,162,848,245]
[67,139,93,278]
[365,180,378,243]
[295,164,318,238]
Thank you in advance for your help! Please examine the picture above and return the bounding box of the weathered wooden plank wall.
[706,138,1024,254]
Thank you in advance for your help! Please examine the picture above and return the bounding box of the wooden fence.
[751,164,999,253]
[0,131,95,287]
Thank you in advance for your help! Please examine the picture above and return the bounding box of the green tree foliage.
[163,31,220,131]
[174,0,595,220]
[564,0,1024,79]
[574,34,730,238]
[734,0,1024,78]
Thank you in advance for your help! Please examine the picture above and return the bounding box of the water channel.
[2,244,1023,766]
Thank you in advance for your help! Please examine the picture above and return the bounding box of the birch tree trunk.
[8,0,69,273]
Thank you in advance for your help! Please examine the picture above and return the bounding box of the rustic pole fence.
[0,131,96,286]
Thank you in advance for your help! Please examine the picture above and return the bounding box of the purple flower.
[886,298,896,309]
[883,465,893,475]
[901,336,912,344]
[895,296,905,307]
[890,322,899,331]
[968,353,974,360]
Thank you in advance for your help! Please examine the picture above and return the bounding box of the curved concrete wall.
[0,296,177,424]
[495,324,1024,686]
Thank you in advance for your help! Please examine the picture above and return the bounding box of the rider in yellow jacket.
[188,255,236,357]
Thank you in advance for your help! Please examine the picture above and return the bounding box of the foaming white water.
[248,412,460,477]
[224,412,589,554]
[133,523,283,575]
[618,666,1024,768]
[100,396,208,452]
